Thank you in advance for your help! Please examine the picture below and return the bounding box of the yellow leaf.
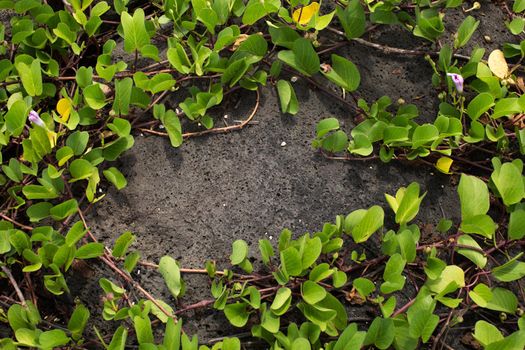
[292,2,320,25]
[47,130,57,148]
[56,98,71,123]
[488,49,509,79]
[436,156,453,174]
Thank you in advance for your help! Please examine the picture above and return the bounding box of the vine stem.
[139,88,260,139]
[325,26,470,60]
[76,208,178,322]
[0,212,33,231]
[1,265,26,306]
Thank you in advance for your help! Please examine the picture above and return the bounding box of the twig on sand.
[1,265,26,306]
[325,26,470,61]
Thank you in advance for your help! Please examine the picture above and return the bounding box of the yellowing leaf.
[47,130,57,148]
[488,49,509,79]
[292,2,320,25]
[57,98,72,122]
[436,156,453,174]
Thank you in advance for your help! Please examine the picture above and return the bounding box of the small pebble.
[290,76,298,83]
[224,114,229,119]
[269,235,273,240]
[159,124,165,129]
[281,141,287,147]
[430,172,434,175]
[223,203,226,207]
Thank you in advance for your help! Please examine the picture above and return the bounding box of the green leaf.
[350,205,384,243]
[302,236,322,270]
[75,242,104,259]
[426,265,465,294]
[492,253,525,282]
[492,98,522,118]
[50,199,78,221]
[108,326,127,350]
[407,294,439,343]
[38,329,70,349]
[381,253,406,294]
[276,80,299,115]
[67,303,90,341]
[509,208,525,239]
[460,214,497,238]
[454,16,480,48]
[103,167,128,190]
[281,247,302,276]
[336,0,366,39]
[473,321,504,347]
[134,315,154,344]
[485,287,518,313]
[469,283,493,308]
[316,118,340,137]
[364,317,395,350]
[411,124,439,148]
[230,239,249,265]
[26,202,52,222]
[458,174,490,219]
[83,84,107,110]
[159,256,183,298]
[222,59,249,87]
[121,9,150,52]
[5,100,29,137]
[321,130,349,153]
[76,66,93,88]
[66,131,90,156]
[467,93,495,121]
[333,323,366,350]
[302,281,327,305]
[65,221,86,247]
[271,287,292,315]
[278,38,320,76]
[259,239,274,265]
[112,231,135,258]
[322,54,360,92]
[16,59,42,96]
[456,235,487,268]
[353,277,375,298]
[69,159,96,180]
[394,183,426,225]
[508,17,525,35]
[332,270,347,288]
[163,318,181,350]
[224,302,249,327]
[113,77,133,115]
[491,162,525,206]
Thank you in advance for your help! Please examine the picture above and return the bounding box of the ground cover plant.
[0,0,525,349]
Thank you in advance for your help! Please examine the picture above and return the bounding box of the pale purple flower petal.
[28,110,45,128]
[447,73,464,94]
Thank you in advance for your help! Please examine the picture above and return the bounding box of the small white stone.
[175,108,181,114]
[223,203,226,207]
[430,172,434,175]
[280,141,287,147]
[290,76,298,83]
[137,269,141,275]
[369,166,373,169]
[441,185,445,188]
[159,124,165,129]
[224,114,229,119]
[140,133,144,137]
[269,235,273,240]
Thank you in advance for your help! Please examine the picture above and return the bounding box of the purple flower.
[28,110,45,128]
[447,73,464,94]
